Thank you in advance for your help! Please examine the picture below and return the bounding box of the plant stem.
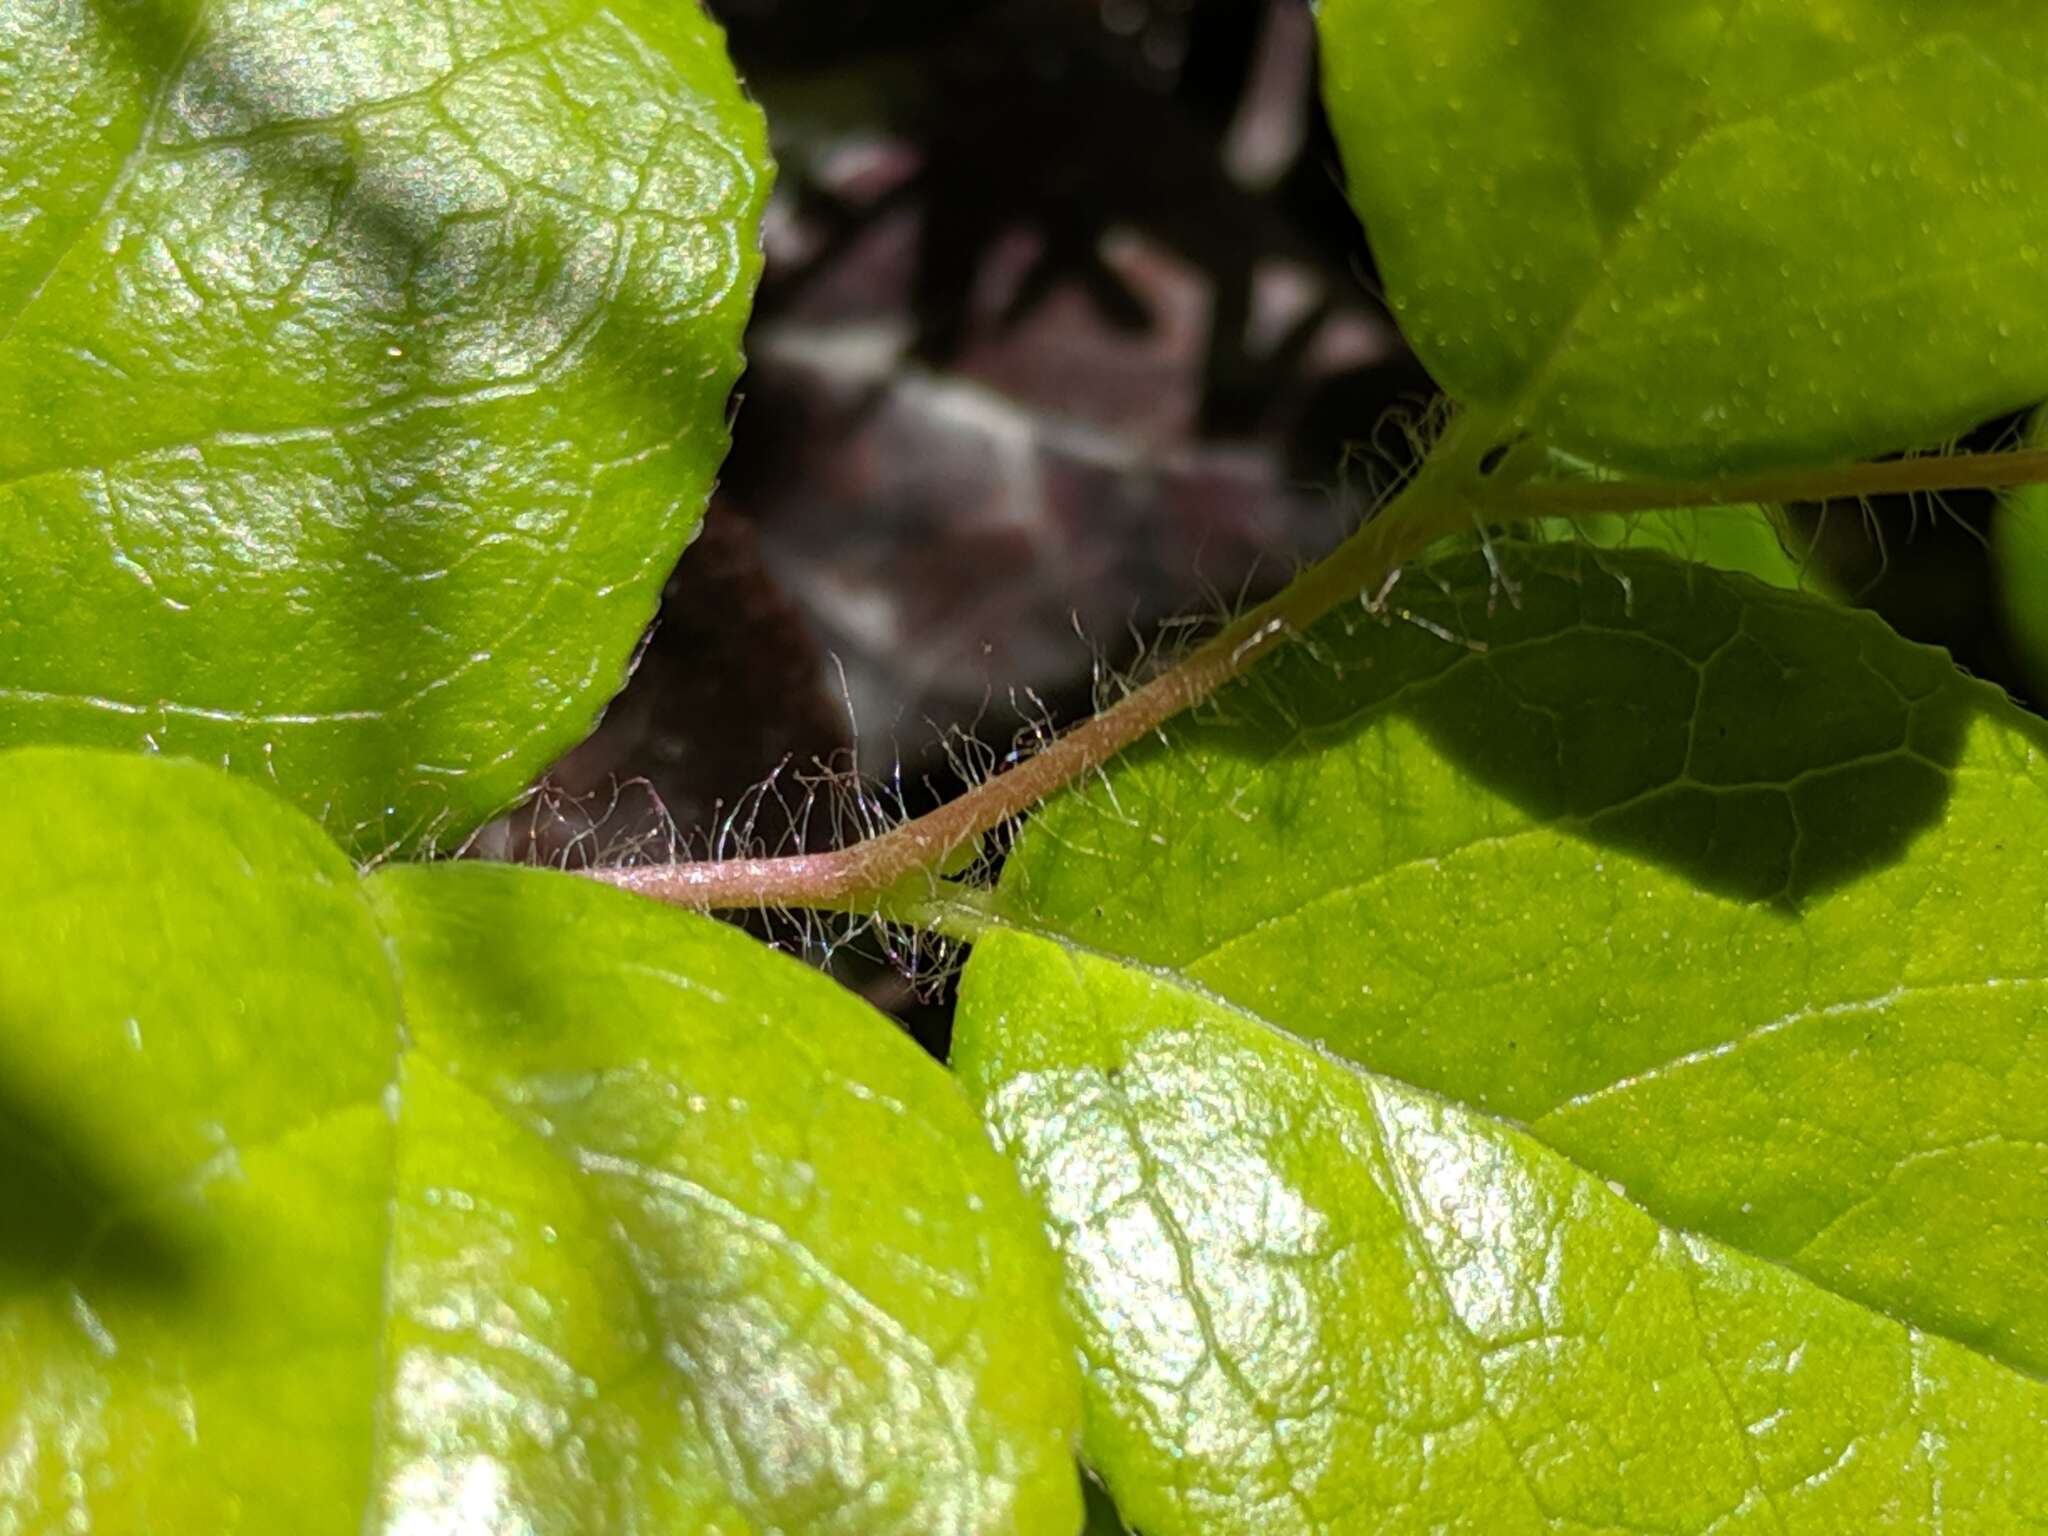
[1517,446,2048,514]
[593,419,1491,911]
[588,435,2048,913]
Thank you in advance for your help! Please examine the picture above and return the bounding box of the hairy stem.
[595,417,1493,910]
[590,435,2048,913]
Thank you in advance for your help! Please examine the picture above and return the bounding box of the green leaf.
[1512,450,1818,593]
[956,931,2048,1535]
[0,748,1081,1533]
[953,545,2048,1528]
[1537,505,1810,592]
[0,0,770,852]
[1997,410,2048,699]
[1317,1,2048,475]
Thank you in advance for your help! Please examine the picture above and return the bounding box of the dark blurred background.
[474,0,2030,1032]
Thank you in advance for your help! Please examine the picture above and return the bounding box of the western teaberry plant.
[5,1,2048,1532]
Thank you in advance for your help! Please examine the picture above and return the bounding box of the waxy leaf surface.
[0,0,769,850]
[1318,1,2048,475]
[955,545,2048,1530]
[0,748,1081,1534]
[958,932,2048,1535]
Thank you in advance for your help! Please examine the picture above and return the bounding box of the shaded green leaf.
[0,748,1080,1533]
[954,545,2048,1528]
[1081,1473,1141,1535]
[1318,1,2048,475]
[0,0,770,851]
[1537,505,1811,592]
[1997,410,2048,700]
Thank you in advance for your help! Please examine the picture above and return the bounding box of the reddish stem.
[591,440,2048,912]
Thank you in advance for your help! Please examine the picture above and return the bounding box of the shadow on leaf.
[0,1063,191,1300]
[1219,543,1992,907]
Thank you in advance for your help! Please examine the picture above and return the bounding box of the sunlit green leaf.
[0,0,770,851]
[958,930,2048,1535]
[0,748,1081,1534]
[1318,1,2048,475]
[955,544,2048,1529]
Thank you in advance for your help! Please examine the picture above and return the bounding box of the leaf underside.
[1535,503,1813,593]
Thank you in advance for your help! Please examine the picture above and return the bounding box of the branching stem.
[590,435,2048,913]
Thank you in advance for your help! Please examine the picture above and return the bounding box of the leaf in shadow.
[1209,544,1974,906]
[0,1064,191,1300]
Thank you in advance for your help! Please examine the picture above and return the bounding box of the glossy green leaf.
[1318,1,2048,475]
[954,544,2048,1528]
[0,748,1081,1533]
[0,0,769,852]
[957,931,2048,1535]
